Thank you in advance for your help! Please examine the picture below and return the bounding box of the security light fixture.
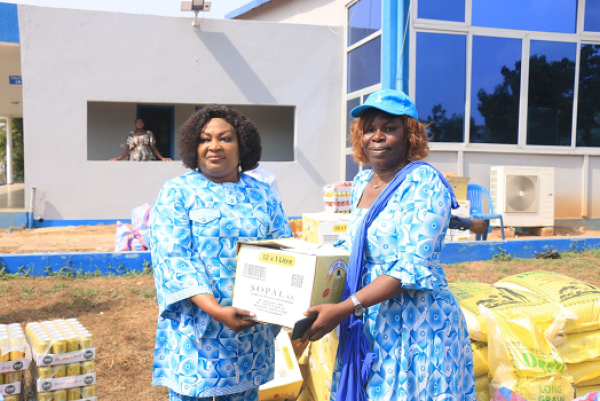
[181,0,212,26]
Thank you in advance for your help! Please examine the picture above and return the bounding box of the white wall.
[19,5,343,220]
[428,150,600,220]
[234,0,347,27]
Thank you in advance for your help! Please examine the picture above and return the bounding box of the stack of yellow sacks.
[0,324,30,401]
[497,271,600,397]
[450,281,578,400]
[25,319,96,401]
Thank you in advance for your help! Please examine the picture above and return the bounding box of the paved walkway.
[0,183,25,211]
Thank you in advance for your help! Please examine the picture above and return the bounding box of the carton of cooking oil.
[233,238,348,329]
[259,331,303,400]
[302,212,351,245]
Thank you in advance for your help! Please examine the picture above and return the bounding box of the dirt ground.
[0,224,598,254]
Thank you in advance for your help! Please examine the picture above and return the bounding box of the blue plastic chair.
[467,183,505,241]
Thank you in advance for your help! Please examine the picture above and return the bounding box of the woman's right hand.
[214,306,258,332]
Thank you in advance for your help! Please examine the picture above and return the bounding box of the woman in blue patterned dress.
[300,89,475,400]
[150,105,292,401]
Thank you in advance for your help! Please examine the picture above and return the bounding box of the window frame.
[408,0,600,155]
[342,0,383,179]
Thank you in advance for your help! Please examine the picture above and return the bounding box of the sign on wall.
[9,76,22,85]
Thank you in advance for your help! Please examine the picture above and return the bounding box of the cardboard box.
[454,200,471,218]
[233,238,348,328]
[444,175,470,202]
[302,212,351,245]
[305,330,339,401]
[451,234,472,242]
[259,331,303,401]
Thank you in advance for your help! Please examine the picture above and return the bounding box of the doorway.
[137,105,174,159]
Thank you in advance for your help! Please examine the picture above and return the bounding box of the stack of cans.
[25,319,96,401]
[0,324,30,401]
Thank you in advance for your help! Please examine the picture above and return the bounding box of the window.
[417,0,464,22]
[527,40,576,146]
[585,0,600,32]
[576,45,600,147]
[347,36,381,94]
[348,0,381,46]
[412,0,600,149]
[472,0,577,33]
[416,32,466,143]
[471,36,521,144]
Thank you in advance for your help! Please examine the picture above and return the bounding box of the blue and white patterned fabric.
[332,165,475,400]
[169,387,258,401]
[150,171,292,399]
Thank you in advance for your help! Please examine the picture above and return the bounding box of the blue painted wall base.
[0,212,28,229]
[1,237,600,276]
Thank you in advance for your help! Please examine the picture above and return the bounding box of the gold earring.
[238,161,242,173]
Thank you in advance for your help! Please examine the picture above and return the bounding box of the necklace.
[371,163,406,189]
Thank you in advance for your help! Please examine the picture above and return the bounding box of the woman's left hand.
[298,300,353,346]
[161,158,173,161]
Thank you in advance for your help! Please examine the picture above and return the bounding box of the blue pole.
[382,0,399,90]
[396,0,410,93]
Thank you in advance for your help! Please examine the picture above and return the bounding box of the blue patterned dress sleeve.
[381,165,451,290]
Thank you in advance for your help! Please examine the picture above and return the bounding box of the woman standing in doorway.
[110,118,172,161]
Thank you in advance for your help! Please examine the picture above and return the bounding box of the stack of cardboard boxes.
[0,324,30,401]
[444,175,473,242]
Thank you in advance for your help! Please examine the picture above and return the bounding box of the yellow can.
[4,371,20,384]
[81,384,96,397]
[52,338,66,355]
[37,393,53,401]
[0,373,4,384]
[67,387,81,400]
[79,334,93,349]
[66,336,80,353]
[52,364,66,379]
[38,338,51,355]
[81,361,95,374]
[3,395,19,401]
[0,336,9,362]
[67,362,80,377]
[53,389,68,401]
[37,366,53,379]
[9,336,26,360]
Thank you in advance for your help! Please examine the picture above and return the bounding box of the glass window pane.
[471,36,521,144]
[472,0,577,33]
[416,32,466,143]
[418,0,465,22]
[346,98,361,147]
[577,45,600,147]
[347,36,381,94]
[345,154,360,181]
[585,0,600,32]
[348,0,381,46]
[527,41,576,146]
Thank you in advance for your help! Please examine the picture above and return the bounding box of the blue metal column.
[397,0,410,93]
[381,0,399,90]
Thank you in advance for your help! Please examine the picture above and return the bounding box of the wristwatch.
[350,294,364,317]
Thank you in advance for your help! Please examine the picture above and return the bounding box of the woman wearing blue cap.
[300,89,475,400]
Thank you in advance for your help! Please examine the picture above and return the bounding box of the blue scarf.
[336,161,458,401]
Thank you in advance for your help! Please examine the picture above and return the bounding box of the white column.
[6,115,13,185]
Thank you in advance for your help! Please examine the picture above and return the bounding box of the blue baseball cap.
[350,89,418,120]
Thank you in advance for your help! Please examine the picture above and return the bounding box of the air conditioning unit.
[490,166,555,227]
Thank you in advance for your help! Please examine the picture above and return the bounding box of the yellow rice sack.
[567,360,600,386]
[475,374,490,401]
[556,330,600,363]
[482,306,576,401]
[496,271,600,334]
[472,340,489,377]
[577,384,600,397]
[450,282,563,342]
